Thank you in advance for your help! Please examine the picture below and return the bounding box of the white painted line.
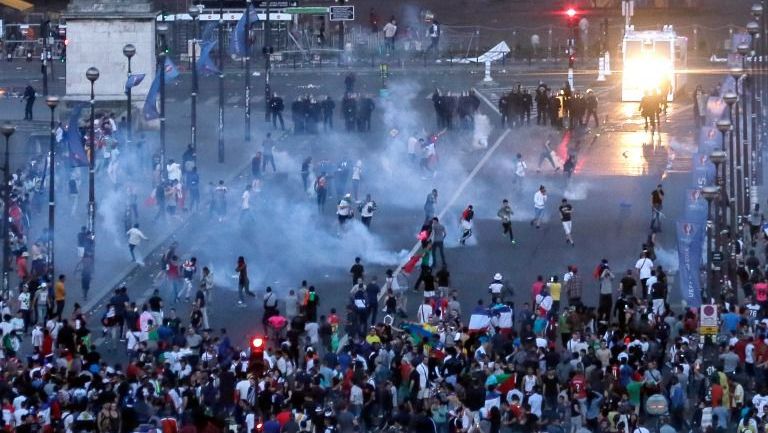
[393,127,512,276]
[473,86,501,115]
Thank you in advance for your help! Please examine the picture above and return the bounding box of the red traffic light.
[566,8,577,17]
[251,337,265,350]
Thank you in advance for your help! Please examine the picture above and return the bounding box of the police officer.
[321,96,335,130]
[535,84,549,125]
[521,88,533,126]
[291,97,304,133]
[499,92,510,128]
[269,93,285,130]
[342,93,357,132]
[585,89,599,127]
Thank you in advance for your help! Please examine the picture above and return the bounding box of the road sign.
[256,1,297,7]
[330,5,355,21]
[285,6,329,15]
[699,304,718,335]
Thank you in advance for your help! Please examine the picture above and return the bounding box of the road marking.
[472,86,501,115]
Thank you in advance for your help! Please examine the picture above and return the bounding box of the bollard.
[483,61,493,82]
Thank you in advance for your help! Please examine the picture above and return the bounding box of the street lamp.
[746,20,760,220]
[45,95,59,281]
[189,6,200,150]
[723,92,742,231]
[710,149,728,273]
[157,22,169,180]
[85,66,99,260]
[244,0,252,142]
[0,123,15,300]
[702,185,720,299]
[123,44,136,148]
[218,0,225,163]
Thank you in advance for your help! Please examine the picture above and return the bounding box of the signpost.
[285,7,329,15]
[699,304,718,335]
[256,0,296,7]
[330,5,355,21]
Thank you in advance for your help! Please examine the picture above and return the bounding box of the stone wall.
[64,18,156,102]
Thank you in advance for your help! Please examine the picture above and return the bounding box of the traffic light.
[565,7,578,28]
[568,54,575,68]
[251,336,265,352]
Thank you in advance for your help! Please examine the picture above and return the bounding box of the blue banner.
[142,58,179,121]
[698,126,721,155]
[691,152,716,188]
[197,40,220,76]
[228,6,259,57]
[676,221,705,308]
[721,75,737,95]
[124,73,146,93]
[684,188,708,223]
[67,103,89,167]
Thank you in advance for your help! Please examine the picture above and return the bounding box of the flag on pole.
[67,103,89,167]
[124,73,146,93]
[197,40,220,76]
[228,6,259,58]
[142,57,179,121]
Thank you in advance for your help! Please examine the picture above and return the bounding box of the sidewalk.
[0,93,266,315]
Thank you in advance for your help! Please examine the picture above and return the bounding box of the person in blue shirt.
[721,305,741,334]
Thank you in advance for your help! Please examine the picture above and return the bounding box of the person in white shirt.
[351,160,363,201]
[634,252,654,299]
[417,299,433,324]
[349,383,364,416]
[360,194,377,228]
[383,19,398,54]
[514,153,527,184]
[531,185,547,228]
[126,223,148,262]
[336,194,353,231]
[166,159,182,183]
[240,185,254,224]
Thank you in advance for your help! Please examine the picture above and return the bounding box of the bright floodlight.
[566,8,576,17]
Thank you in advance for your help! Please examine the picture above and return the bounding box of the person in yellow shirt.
[547,275,562,312]
[54,275,66,319]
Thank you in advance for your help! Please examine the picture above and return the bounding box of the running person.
[531,185,547,228]
[559,199,574,246]
[234,256,256,306]
[497,199,515,244]
[336,194,354,233]
[459,205,474,246]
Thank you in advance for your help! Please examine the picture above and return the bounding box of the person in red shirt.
[275,407,291,428]
[531,276,545,303]
[570,371,587,400]
[710,380,723,407]
[756,280,768,306]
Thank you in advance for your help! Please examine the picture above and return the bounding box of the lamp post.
[244,0,251,142]
[750,4,765,163]
[723,92,743,230]
[702,185,720,299]
[0,123,15,300]
[85,67,99,259]
[122,44,136,149]
[723,97,740,238]
[157,23,169,181]
[45,95,59,281]
[741,20,764,215]
[710,149,728,285]
[218,0,225,163]
[264,0,273,123]
[189,6,200,150]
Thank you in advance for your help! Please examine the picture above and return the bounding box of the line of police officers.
[499,82,600,130]
[431,90,481,130]
[268,93,376,134]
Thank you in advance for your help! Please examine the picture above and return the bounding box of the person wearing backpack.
[262,286,279,329]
